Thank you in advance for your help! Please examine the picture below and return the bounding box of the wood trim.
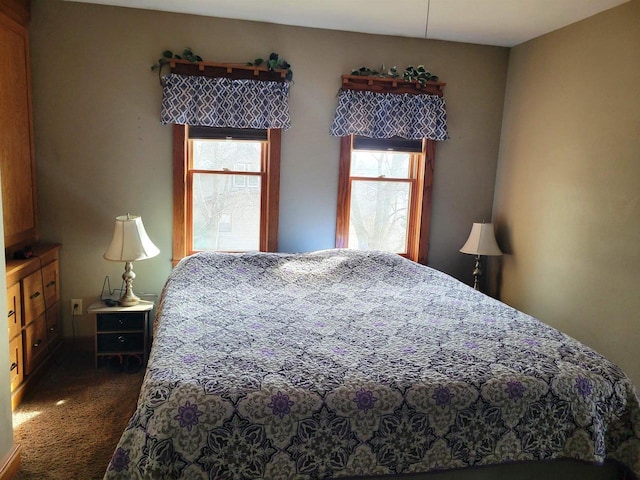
[0,0,29,26]
[405,152,422,261]
[264,129,281,252]
[0,444,20,480]
[340,75,445,97]
[417,140,436,265]
[171,125,187,266]
[170,59,288,82]
[335,136,353,249]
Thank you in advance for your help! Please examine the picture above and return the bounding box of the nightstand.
[88,300,154,369]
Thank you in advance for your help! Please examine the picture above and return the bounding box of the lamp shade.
[460,222,502,256]
[104,214,160,262]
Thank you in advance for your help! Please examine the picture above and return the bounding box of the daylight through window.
[173,126,280,263]
[336,135,434,263]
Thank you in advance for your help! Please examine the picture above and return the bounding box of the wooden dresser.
[1,0,62,412]
[6,243,62,409]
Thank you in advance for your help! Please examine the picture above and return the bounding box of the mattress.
[104,249,640,479]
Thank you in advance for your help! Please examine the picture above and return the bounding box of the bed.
[104,249,640,479]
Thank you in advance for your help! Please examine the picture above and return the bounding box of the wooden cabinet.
[6,243,62,409]
[1,1,62,411]
[0,1,37,248]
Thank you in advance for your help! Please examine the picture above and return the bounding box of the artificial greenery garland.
[351,64,439,85]
[247,52,293,81]
[151,48,293,83]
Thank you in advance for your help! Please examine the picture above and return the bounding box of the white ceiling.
[68,0,629,47]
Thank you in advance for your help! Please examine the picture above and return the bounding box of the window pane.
[350,151,410,178]
[348,180,410,253]
[192,140,262,171]
[192,173,261,251]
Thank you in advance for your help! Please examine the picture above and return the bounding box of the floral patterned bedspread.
[104,249,640,479]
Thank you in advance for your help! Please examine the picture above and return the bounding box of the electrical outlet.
[71,299,83,315]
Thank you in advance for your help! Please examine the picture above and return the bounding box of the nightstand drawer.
[97,332,144,353]
[89,300,154,369]
[97,312,145,331]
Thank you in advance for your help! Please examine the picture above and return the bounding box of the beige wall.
[493,0,640,387]
[29,1,508,338]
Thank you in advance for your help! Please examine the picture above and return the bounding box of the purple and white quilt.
[104,249,640,479]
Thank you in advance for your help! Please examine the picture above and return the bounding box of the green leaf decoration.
[351,63,439,84]
[151,47,203,85]
[247,52,293,81]
[152,48,294,83]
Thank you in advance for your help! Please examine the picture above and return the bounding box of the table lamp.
[104,214,159,306]
[460,222,502,290]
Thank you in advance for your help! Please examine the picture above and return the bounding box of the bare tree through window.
[191,140,263,251]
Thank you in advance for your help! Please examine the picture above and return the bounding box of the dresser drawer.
[97,312,145,331]
[46,304,61,345]
[23,314,47,375]
[23,269,45,325]
[9,335,23,392]
[5,243,62,410]
[7,282,21,339]
[42,260,60,306]
[97,332,144,353]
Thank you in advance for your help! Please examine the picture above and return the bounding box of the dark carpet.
[12,348,144,480]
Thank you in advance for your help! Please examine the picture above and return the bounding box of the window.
[172,125,281,263]
[336,135,435,263]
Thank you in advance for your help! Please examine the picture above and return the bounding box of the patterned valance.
[161,73,291,130]
[330,89,448,141]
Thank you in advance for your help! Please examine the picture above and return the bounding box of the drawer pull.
[33,339,43,348]
[118,336,126,343]
[46,281,56,288]
[30,291,41,300]
[8,310,15,318]
[118,319,125,325]
[49,327,56,332]
[10,362,18,372]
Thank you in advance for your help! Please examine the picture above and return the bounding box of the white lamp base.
[118,261,140,306]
